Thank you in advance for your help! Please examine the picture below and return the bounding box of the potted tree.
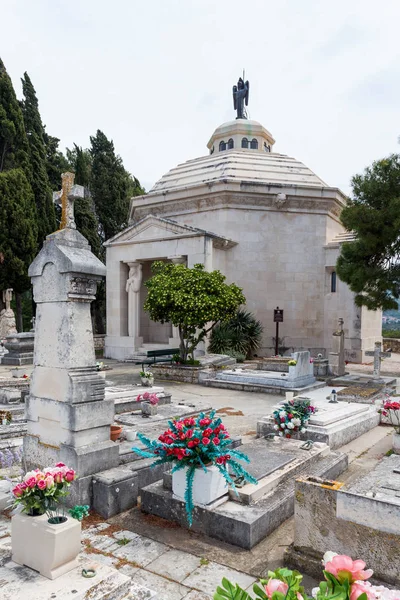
[11,463,81,579]
[133,411,257,524]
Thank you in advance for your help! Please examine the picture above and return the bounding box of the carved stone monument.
[329,318,346,376]
[24,173,119,504]
[365,341,391,381]
[0,289,17,339]
[125,261,142,344]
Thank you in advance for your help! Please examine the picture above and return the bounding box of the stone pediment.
[104,215,236,249]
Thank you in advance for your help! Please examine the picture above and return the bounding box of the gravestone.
[0,289,17,338]
[329,318,345,376]
[365,341,391,381]
[2,332,34,365]
[24,173,119,504]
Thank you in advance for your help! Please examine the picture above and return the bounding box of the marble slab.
[238,448,296,481]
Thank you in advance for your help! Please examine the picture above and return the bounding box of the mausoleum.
[104,78,381,361]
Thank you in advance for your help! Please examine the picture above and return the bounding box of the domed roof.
[149,150,327,194]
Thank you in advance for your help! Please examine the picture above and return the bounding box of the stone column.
[125,261,143,350]
[168,256,186,347]
[25,206,119,505]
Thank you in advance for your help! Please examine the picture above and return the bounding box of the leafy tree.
[21,72,57,241]
[144,262,245,361]
[336,154,400,310]
[209,309,263,359]
[90,130,144,242]
[0,169,38,330]
[0,58,31,175]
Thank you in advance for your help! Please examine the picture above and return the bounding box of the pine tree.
[0,169,38,330]
[90,130,143,242]
[21,72,57,241]
[337,154,400,310]
[0,58,31,175]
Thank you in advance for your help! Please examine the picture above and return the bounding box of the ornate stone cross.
[53,172,84,230]
[365,341,391,381]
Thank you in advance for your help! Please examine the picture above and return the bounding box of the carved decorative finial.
[53,172,84,230]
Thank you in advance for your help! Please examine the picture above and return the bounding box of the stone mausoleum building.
[104,81,381,362]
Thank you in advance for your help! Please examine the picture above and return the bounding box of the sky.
[2,0,400,194]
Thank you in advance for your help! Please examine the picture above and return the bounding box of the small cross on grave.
[52,172,84,230]
[365,341,391,381]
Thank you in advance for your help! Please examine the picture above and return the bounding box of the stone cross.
[365,342,391,381]
[53,172,84,230]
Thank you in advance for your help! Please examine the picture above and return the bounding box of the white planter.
[172,464,228,506]
[12,513,81,580]
[393,432,400,455]
[141,377,154,387]
[125,430,137,441]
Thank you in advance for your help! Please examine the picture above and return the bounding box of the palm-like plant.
[209,309,263,359]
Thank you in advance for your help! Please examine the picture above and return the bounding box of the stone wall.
[285,477,400,586]
[383,338,400,352]
[151,364,202,384]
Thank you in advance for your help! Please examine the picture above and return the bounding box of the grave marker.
[365,342,391,381]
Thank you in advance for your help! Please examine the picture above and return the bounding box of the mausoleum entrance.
[139,260,172,345]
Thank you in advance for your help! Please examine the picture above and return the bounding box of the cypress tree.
[90,130,143,242]
[0,58,31,175]
[44,133,70,191]
[0,169,38,330]
[21,72,57,240]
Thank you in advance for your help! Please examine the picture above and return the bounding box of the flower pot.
[110,424,122,441]
[172,464,228,506]
[393,432,400,454]
[141,377,154,387]
[141,401,158,416]
[11,513,81,580]
[125,430,137,442]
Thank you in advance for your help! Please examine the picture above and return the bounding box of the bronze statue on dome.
[233,77,249,119]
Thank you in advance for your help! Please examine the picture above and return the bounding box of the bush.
[382,329,400,338]
[208,309,263,359]
[226,350,246,363]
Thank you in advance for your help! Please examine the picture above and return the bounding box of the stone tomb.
[2,332,35,365]
[257,386,380,449]
[204,351,322,395]
[140,437,347,549]
[286,456,400,587]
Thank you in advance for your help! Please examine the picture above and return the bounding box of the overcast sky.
[2,1,400,194]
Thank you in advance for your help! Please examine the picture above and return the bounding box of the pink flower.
[325,555,373,584]
[37,479,46,490]
[64,470,75,483]
[264,578,288,598]
[350,582,376,600]
[143,392,150,400]
[45,475,54,489]
[212,437,220,445]
[202,437,211,445]
[55,462,66,468]
[12,485,23,498]
[35,471,45,481]
[53,471,63,484]
[26,477,37,489]
[136,395,142,402]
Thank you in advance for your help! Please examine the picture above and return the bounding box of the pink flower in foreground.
[264,579,288,598]
[325,555,373,584]
[45,475,54,489]
[37,479,47,490]
[12,485,23,498]
[64,470,75,483]
[55,462,65,468]
[350,582,376,600]
[26,477,37,489]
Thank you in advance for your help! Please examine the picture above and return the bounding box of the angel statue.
[233,77,249,119]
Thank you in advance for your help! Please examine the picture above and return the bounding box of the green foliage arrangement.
[337,154,400,310]
[209,310,263,359]
[69,505,90,521]
[144,262,245,362]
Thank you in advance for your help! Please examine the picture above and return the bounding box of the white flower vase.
[393,432,400,455]
[141,377,154,387]
[12,513,81,580]
[172,465,228,506]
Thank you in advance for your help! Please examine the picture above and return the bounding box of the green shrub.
[227,350,246,363]
[209,309,263,359]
